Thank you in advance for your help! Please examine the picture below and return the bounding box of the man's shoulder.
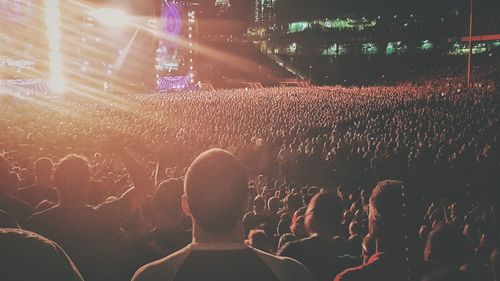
[285,235,310,246]
[280,236,320,253]
[16,184,36,192]
[253,246,305,267]
[334,265,365,281]
[0,193,30,207]
[293,235,319,245]
[132,245,192,281]
[0,195,32,218]
[334,256,380,281]
[29,205,58,218]
[134,245,314,281]
[334,253,385,281]
[252,247,314,281]
[27,205,61,225]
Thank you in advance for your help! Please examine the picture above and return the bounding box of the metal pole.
[467,0,473,88]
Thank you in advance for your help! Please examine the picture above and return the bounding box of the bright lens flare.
[44,0,64,92]
[89,8,129,27]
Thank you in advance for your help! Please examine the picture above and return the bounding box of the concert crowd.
[0,74,499,281]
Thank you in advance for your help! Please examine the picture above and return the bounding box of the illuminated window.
[288,22,310,33]
[288,17,377,33]
[287,42,297,54]
[362,43,378,55]
[322,44,347,56]
[386,41,407,55]
[419,40,433,51]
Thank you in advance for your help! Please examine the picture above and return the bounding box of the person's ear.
[181,193,191,217]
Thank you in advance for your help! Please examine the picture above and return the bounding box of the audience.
[0,75,498,281]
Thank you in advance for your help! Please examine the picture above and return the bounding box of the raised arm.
[114,147,154,210]
[153,143,171,187]
[154,155,166,188]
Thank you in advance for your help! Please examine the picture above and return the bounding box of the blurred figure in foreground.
[0,228,84,281]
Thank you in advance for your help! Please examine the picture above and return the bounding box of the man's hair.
[53,154,90,199]
[368,180,422,281]
[184,149,248,234]
[368,180,420,240]
[34,157,53,176]
[253,196,265,209]
[285,193,302,211]
[306,191,343,233]
[267,196,280,213]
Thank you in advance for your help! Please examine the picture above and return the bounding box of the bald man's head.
[184,149,248,234]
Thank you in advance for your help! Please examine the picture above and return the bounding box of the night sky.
[206,0,499,22]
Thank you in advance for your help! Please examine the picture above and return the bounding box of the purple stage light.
[157,75,190,92]
[161,1,181,37]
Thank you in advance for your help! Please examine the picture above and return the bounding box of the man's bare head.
[184,149,248,234]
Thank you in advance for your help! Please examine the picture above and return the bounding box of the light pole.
[467,0,473,88]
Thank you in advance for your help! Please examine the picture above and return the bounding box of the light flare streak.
[44,0,64,92]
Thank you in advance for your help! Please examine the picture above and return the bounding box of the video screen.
[155,1,188,76]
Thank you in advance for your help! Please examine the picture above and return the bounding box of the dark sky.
[273,0,470,20]
[216,0,499,22]
[83,0,500,22]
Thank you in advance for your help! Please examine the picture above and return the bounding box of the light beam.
[44,0,64,92]
[88,8,129,27]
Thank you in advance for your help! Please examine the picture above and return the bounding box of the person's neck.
[192,221,244,244]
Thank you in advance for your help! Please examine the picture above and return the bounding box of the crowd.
[0,75,499,281]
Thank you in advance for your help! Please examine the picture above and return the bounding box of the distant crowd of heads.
[0,76,499,281]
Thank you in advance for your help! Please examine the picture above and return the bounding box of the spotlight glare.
[89,8,129,27]
[44,0,64,93]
